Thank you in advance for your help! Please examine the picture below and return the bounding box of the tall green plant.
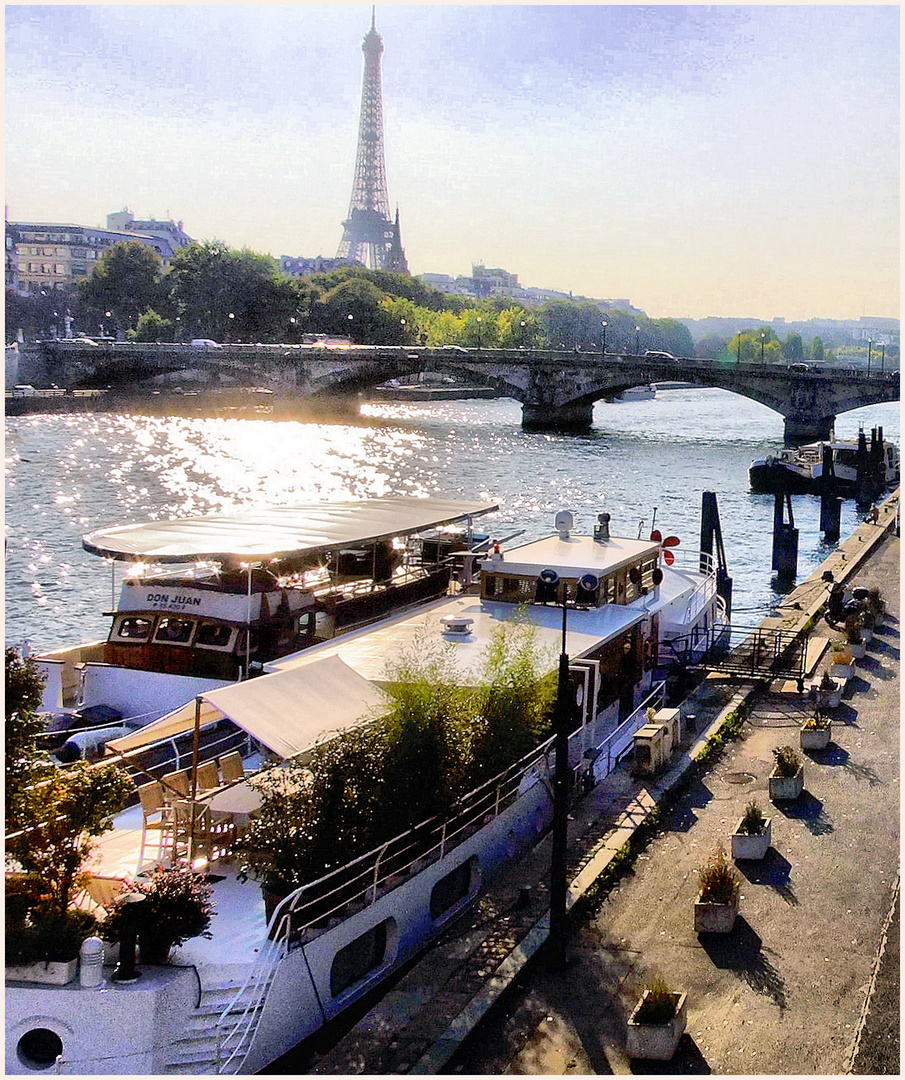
[5,648,52,833]
[470,620,555,784]
[7,762,133,917]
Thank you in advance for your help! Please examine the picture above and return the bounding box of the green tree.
[76,241,164,333]
[470,621,555,785]
[810,336,825,362]
[8,761,133,917]
[165,241,300,342]
[782,332,804,362]
[128,307,173,342]
[695,335,729,359]
[5,648,52,833]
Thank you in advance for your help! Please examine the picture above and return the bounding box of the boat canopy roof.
[105,654,388,760]
[82,497,498,565]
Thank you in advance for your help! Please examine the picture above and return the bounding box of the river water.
[4,390,899,654]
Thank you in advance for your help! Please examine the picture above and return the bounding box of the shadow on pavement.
[775,790,833,834]
[736,848,798,906]
[866,637,899,661]
[628,1034,711,1074]
[808,745,884,787]
[662,778,714,834]
[698,916,788,1012]
[829,702,859,725]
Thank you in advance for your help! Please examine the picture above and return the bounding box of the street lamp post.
[537,569,572,971]
[760,333,765,364]
[880,343,885,374]
[601,320,608,353]
[476,316,483,350]
[635,325,641,354]
[347,313,354,343]
[400,317,406,343]
[867,339,873,377]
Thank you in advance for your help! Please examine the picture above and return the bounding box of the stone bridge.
[28,340,900,442]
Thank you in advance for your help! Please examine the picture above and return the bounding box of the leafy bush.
[635,975,678,1024]
[738,800,766,835]
[697,845,740,904]
[99,866,213,953]
[772,745,801,777]
[6,905,98,964]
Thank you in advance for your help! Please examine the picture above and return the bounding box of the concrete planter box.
[848,641,866,660]
[731,816,772,861]
[800,723,832,750]
[813,680,842,709]
[694,894,738,934]
[769,764,804,801]
[830,662,853,682]
[6,958,78,985]
[626,990,687,1060]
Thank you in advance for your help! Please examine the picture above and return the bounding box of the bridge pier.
[783,414,835,445]
[521,401,594,432]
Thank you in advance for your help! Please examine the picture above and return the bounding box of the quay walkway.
[300,491,899,1076]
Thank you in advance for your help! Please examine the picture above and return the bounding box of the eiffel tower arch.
[337,10,408,273]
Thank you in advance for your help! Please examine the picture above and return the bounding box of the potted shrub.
[5,895,98,985]
[769,745,804,801]
[844,614,866,660]
[730,800,772,861]
[813,669,842,710]
[859,606,876,643]
[800,709,832,751]
[866,586,884,627]
[626,975,688,1060]
[694,845,740,933]
[829,642,853,682]
[99,866,214,965]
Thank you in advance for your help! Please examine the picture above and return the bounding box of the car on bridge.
[191,338,221,349]
[644,350,676,360]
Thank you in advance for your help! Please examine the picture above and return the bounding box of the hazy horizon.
[5,5,899,322]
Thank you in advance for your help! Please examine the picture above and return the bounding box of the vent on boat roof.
[594,513,611,543]
[441,615,474,636]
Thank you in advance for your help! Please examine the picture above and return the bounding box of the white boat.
[748,433,899,495]
[7,507,727,1074]
[608,384,657,402]
[32,498,496,758]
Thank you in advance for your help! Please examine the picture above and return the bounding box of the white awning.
[83,496,498,564]
[105,655,387,761]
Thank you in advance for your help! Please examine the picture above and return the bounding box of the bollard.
[79,936,105,988]
[685,713,697,733]
[112,892,147,983]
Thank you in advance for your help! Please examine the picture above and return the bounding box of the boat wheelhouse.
[33,498,497,746]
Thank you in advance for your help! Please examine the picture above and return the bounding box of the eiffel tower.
[337,9,408,273]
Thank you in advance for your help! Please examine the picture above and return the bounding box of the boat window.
[430,857,476,921]
[154,617,195,645]
[114,616,153,641]
[483,574,499,599]
[330,919,392,997]
[195,623,235,650]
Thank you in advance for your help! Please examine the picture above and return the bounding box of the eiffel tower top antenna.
[336,8,408,272]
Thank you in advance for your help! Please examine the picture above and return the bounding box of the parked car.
[644,350,676,360]
[190,338,220,349]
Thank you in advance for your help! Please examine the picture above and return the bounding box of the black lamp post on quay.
[535,568,573,970]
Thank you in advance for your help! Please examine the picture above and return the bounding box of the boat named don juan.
[7,504,728,1075]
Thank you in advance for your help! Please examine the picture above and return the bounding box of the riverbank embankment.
[300,490,899,1076]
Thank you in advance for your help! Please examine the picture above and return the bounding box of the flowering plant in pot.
[626,975,687,1060]
[694,844,740,933]
[829,642,853,681]
[769,744,804,800]
[99,866,214,964]
[800,707,832,750]
[844,614,866,659]
[813,669,842,710]
[731,799,772,861]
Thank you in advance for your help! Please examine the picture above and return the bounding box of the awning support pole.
[189,697,202,862]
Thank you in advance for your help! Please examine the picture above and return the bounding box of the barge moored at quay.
[7,503,727,1074]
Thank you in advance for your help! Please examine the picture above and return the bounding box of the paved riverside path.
[446,529,900,1076]
[301,498,898,1076]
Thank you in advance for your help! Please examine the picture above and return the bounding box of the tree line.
[6,239,696,355]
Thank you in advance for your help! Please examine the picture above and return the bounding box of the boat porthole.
[17,1028,63,1070]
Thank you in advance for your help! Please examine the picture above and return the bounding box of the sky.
[5,4,900,321]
